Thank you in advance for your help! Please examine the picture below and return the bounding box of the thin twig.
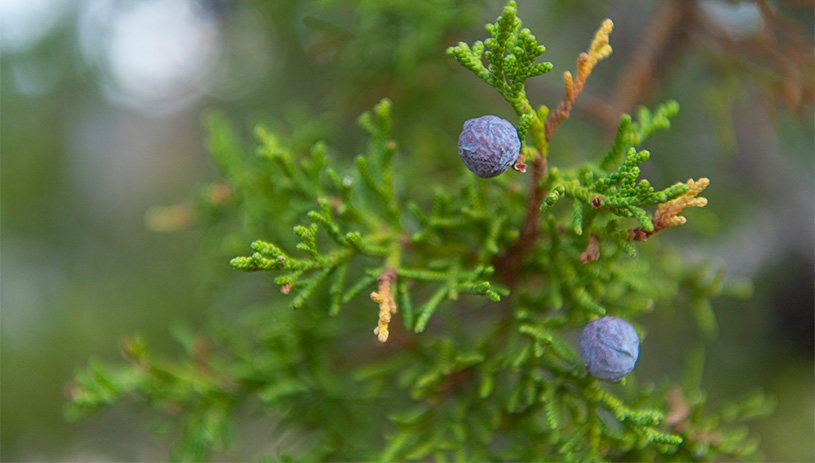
[495,20,614,285]
[495,153,547,286]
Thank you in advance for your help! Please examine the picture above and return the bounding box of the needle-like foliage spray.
[66,2,773,461]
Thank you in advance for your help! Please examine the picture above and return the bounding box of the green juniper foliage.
[66,2,773,461]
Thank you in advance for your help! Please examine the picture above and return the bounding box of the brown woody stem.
[495,152,547,286]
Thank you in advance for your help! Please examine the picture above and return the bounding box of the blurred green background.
[1,0,812,461]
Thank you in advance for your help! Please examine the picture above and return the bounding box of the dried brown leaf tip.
[630,178,710,241]
[586,19,614,68]
[654,177,709,229]
[546,19,614,142]
[566,19,614,101]
[371,267,397,343]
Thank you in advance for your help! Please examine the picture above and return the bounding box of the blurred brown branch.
[583,0,813,133]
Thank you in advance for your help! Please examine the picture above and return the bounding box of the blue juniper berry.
[579,316,640,382]
[457,115,521,178]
